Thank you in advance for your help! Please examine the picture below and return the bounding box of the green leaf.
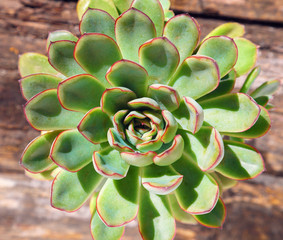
[169,56,220,99]
[254,96,269,106]
[200,93,260,132]
[154,135,184,166]
[50,129,101,172]
[101,87,136,116]
[179,127,224,171]
[172,96,204,134]
[139,37,179,84]
[108,128,134,152]
[51,162,103,212]
[164,14,200,63]
[168,194,197,225]
[115,8,156,62]
[138,187,175,240]
[24,89,84,131]
[250,80,280,98]
[213,172,237,190]
[25,165,59,181]
[203,22,245,40]
[20,131,61,173]
[97,167,140,226]
[128,97,160,111]
[77,0,119,20]
[121,151,155,167]
[80,9,115,40]
[112,0,132,13]
[48,41,86,77]
[106,60,148,97]
[136,134,163,152]
[74,33,122,86]
[197,36,238,78]
[215,140,264,180]
[198,69,236,101]
[159,0,170,11]
[222,106,270,139]
[193,198,226,228]
[91,211,125,240]
[19,53,59,78]
[93,146,130,179]
[132,0,165,37]
[112,110,128,138]
[89,192,98,215]
[172,154,219,214]
[234,37,257,77]
[239,66,261,93]
[58,74,105,113]
[142,164,183,195]
[148,84,180,112]
[46,30,78,50]
[160,110,178,143]
[20,74,61,100]
[78,107,112,144]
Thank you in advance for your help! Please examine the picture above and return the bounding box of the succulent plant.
[19,0,279,239]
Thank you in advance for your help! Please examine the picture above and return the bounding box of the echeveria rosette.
[18,0,279,239]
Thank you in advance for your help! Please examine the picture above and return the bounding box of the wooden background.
[0,0,282,239]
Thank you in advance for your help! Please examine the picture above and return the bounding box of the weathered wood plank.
[171,0,283,23]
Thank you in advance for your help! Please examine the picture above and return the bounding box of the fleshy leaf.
[80,9,115,40]
[58,74,105,113]
[74,33,122,86]
[121,151,155,167]
[164,14,200,63]
[93,146,130,179]
[172,154,219,214]
[139,37,179,84]
[25,165,59,181]
[254,96,269,106]
[101,87,136,116]
[142,164,183,195]
[19,53,59,78]
[160,110,178,143]
[234,37,257,77]
[48,41,86,77]
[203,22,245,40]
[193,198,226,228]
[131,0,164,37]
[78,107,112,144]
[240,66,261,93]
[113,110,128,138]
[51,163,103,212]
[138,187,175,240]
[20,131,61,173]
[198,69,236,101]
[20,74,61,100]
[47,30,78,50]
[222,106,270,139]
[106,60,148,97]
[154,135,184,166]
[148,84,180,112]
[50,129,101,172]
[213,172,237,190]
[172,96,204,134]
[169,56,220,99]
[115,8,156,62]
[168,194,197,225]
[197,36,238,77]
[179,127,224,171]
[108,128,134,152]
[97,167,139,227]
[91,211,125,240]
[250,80,280,98]
[112,0,132,13]
[136,134,163,152]
[77,0,119,20]
[215,140,264,180]
[201,93,260,132]
[128,97,160,110]
[24,89,84,131]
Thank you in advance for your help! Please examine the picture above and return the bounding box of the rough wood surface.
[171,0,283,23]
[0,0,282,239]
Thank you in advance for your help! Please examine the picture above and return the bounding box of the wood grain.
[0,0,282,239]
